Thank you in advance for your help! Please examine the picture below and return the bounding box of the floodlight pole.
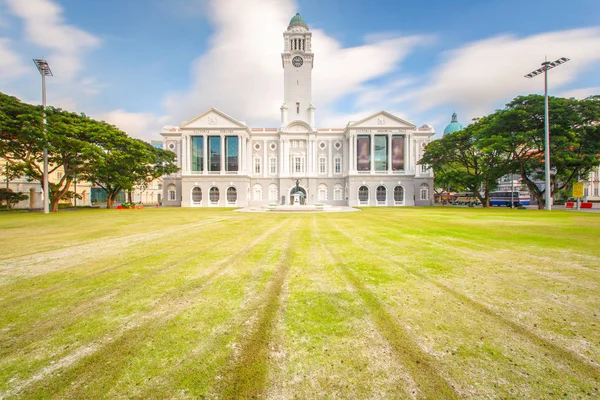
[543,61,551,211]
[33,59,53,214]
[524,57,569,210]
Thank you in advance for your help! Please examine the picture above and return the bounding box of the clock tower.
[281,13,315,129]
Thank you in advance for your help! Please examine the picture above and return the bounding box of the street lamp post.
[33,59,53,214]
[524,57,569,211]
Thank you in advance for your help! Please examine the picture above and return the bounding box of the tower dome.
[443,112,464,136]
[288,13,308,30]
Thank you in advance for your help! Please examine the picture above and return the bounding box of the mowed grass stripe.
[320,215,460,399]
[129,223,295,398]
[1,216,291,398]
[215,218,297,399]
[328,215,600,387]
[0,217,274,367]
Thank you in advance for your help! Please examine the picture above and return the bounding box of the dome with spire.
[288,13,308,31]
[443,112,464,136]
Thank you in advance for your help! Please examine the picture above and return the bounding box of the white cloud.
[0,38,29,80]
[557,87,600,99]
[414,28,600,118]
[96,109,170,141]
[164,0,430,128]
[4,0,100,80]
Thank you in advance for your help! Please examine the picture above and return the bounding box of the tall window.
[254,157,261,174]
[358,186,369,203]
[394,186,404,203]
[293,156,305,174]
[421,164,428,174]
[191,136,203,171]
[208,136,220,172]
[391,135,405,171]
[269,184,278,202]
[420,183,429,201]
[376,186,387,202]
[253,184,263,201]
[374,135,388,171]
[227,187,237,203]
[334,156,341,174]
[357,136,370,171]
[209,187,219,203]
[192,187,202,203]
[318,184,327,201]
[333,184,343,200]
[225,136,238,172]
[168,184,176,201]
[319,157,327,174]
[296,102,300,114]
[269,157,277,175]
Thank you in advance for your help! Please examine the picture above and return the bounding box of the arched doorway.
[289,185,307,205]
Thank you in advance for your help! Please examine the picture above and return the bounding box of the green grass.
[0,207,599,399]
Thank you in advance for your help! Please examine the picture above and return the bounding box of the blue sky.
[1,0,599,140]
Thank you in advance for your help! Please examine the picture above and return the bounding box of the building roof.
[288,13,308,30]
[443,112,464,136]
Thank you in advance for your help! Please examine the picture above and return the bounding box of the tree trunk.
[50,180,72,212]
[106,194,115,209]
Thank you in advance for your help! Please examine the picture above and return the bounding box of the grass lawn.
[0,207,599,399]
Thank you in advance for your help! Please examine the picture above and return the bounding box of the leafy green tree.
[488,95,600,209]
[421,114,510,207]
[0,188,28,209]
[83,130,178,209]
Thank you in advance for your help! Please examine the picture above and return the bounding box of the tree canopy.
[421,94,600,209]
[0,91,178,211]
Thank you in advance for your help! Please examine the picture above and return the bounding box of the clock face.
[292,56,303,68]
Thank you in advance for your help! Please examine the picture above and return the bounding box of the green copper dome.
[288,13,308,30]
[443,112,464,136]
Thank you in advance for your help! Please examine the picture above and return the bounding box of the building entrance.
[290,181,307,205]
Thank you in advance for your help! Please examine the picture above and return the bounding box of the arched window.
[209,187,220,204]
[227,187,237,203]
[168,184,176,201]
[376,186,386,202]
[358,186,369,203]
[333,184,343,201]
[192,187,202,203]
[253,184,263,201]
[318,184,327,201]
[420,183,429,201]
[394,186,404,203]
[268,184,278,202]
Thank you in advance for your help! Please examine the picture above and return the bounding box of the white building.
[160,13,434,208]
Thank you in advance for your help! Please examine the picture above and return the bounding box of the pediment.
[181,108,248,129]
[283,120,313,133]
[348,111,416,129]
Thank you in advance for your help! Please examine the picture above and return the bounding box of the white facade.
[160,14,434,208]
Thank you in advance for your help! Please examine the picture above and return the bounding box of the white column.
[263,140,268,178]
[370,134,375,174]
[312,140,317,174]
[181,135,188,175]
[328,139,333,177]
[350,134,355,174]
[388,134,392,173]
[280,138,285,175]
[220,135,225,174]
[202,136,208,174]
[307,139,312,175]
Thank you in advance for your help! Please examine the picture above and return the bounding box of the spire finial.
[451,111,457,122]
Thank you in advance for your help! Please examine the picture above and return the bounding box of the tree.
[0,188,28,209]
[420,114,511,207]
[83,130,178,209]
[488,95,600,209]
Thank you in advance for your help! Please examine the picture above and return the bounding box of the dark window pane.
[376,185,386,201]
[226,136,238,172]
[374,136,387,171]
[227,187,237,202]
[392,135,405,171]
[357,136,370,171]
[191,137,203,171]
[192,187,202,202]
[209,136,221,171]
[358,186,369,201]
